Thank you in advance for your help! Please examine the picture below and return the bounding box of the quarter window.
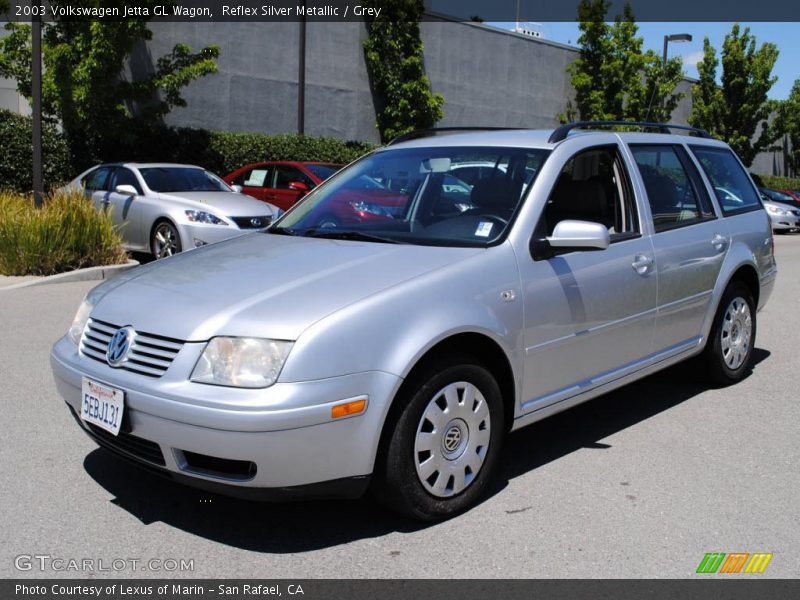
[689,146,762,215]
[630,145,714,232]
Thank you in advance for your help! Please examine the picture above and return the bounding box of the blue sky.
[487,22,799,99]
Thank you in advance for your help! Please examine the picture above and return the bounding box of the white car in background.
[67,163,282,259]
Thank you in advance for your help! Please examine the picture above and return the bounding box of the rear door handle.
[631,254,654,275]
[711,234,728,251]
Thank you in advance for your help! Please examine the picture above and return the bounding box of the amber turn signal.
[331,398,367,419]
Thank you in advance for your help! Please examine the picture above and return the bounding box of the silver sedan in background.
[67,163,282,258]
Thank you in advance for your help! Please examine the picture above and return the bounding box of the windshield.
[272,146,549,246]
[305,164,341,181]
[140,167,231,193]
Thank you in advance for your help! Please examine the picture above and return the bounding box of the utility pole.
[31,12,43,207]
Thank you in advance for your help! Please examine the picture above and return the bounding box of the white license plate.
[80,377,125,436]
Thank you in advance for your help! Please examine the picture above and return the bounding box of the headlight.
[765,205,788,216]
[190,337,293,388]
[185,210,228,225]
[68,298,93,345]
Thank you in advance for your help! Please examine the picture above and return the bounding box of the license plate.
[80,377,124,436]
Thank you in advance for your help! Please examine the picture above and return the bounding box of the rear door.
[628,144,726,352]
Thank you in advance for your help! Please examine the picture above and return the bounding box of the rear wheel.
[700,281,756,385]
[151,220,182,259]
[372,356,505,521]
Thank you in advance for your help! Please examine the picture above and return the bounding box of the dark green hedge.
[101,125,378,176]
[0,111,377,192]
[758,174,800,191]
[0,109,73,193]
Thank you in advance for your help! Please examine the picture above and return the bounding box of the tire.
[151,220,182,259]
[699,281,756,385]
[372,355,505,521]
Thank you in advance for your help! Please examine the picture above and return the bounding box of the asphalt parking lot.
[1,235,798,579]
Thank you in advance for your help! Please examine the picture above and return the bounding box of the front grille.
[80,319,184,378]
[230,215,272,229]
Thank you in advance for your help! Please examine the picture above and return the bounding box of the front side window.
[236,166,271,188]
[541,145,638,239]
[272,146,550,246]
[689,146,761,215]
[631,144,714,232]
[109,168,143,194]
[140,168,231,193]
[82,167,111,192]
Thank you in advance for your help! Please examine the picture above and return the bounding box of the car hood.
[91,234,483,341]
[157,191,277,216]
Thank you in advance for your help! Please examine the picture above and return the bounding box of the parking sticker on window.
[475,222,494,237]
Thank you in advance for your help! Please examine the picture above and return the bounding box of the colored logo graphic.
[696,552,773,574]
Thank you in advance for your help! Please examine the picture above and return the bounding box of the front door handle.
[711,234,728,251]
[631,254,654,275]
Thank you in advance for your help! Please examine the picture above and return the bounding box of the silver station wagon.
[51,122,777,520]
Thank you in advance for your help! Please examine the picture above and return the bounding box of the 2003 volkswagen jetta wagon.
[51,122,777,520]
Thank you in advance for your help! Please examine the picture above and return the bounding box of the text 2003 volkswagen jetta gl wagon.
[51,122,777,520]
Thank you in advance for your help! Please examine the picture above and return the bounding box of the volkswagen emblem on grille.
[106,326,135,367]
[250,218,262,227]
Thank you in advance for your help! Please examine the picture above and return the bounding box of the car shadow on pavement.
[82,348,769,553]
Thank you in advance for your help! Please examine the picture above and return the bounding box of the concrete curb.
[0,260,140,292]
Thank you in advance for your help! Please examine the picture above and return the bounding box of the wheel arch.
[374,331,517,473]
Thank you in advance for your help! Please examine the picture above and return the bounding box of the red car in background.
[223,161,342,211]
[779,189,800,203]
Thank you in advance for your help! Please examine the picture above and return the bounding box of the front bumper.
[767,212,800,231]
[51,336,401,497]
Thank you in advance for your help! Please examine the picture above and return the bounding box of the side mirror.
[230,184,243,193]
[115,184,138,196]
[288,181,309,193]
[546,220,610,251]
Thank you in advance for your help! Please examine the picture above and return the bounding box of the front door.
[519,145,658,412]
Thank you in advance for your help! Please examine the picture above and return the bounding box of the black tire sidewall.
[379,359,505,521]
[707,282,757,383]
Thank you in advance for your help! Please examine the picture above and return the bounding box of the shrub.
[758,175,800,191]
[0,189,127,276]
[118,126,378,176]
[0,109,73,193]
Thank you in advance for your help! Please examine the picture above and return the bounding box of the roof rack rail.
[548,121,712,144]
[387,127,521,146]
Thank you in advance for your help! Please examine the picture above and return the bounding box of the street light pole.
[31,12,43,207]
[298,6,306,135]
[663,33,693,64]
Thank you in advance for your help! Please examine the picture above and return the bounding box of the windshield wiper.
[305,229,402,244]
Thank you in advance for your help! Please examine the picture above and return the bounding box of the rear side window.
[630,144,714,232]
[689,146,761,215]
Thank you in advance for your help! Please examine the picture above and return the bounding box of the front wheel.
[372,356,505,521]
[700,281,756,385]
[151,220,182,259]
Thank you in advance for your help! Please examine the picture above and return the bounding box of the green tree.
[776,79,799,177]
[689,24,779,167]
[561,0,684,124]
[362,0,444,142]
[0,1,219,167]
